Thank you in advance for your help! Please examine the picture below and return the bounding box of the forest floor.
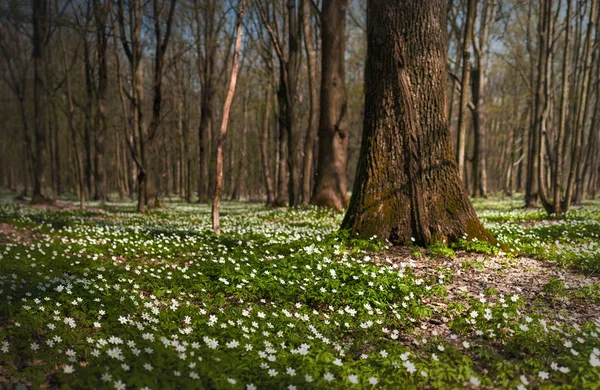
[0,193,599,389]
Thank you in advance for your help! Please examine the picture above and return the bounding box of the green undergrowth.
[0,195,599,389]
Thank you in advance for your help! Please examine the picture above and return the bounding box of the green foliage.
[0,197,598,389]
[428,241,456,259]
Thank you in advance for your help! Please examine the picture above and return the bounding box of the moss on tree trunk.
[342,0,495,247]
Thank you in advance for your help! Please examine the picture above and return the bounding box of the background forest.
[1,1,600,389]
[1,0,598,212]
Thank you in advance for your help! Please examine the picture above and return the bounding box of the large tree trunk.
[310,0,349,210]
[342,0,494,246]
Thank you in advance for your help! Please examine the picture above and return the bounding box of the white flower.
[114,380,126,390]
[324,372,335,382]
[227,378,236,384]
[333,358,343,366]
[348,374,358,384]
[143,363,153,371]
[590,353,600,367]
[286,367,296,376]
[305,375,313,382]
[369,377,379,385]
[268,369,278,377]
[63,365,74,374]
[246,384,257,390]
[538,371,549,380]
[469,376,480,387]
[520,375,529,385]
[403,360,416,373]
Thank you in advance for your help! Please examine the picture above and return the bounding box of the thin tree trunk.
[261,82,275,205]
[552,0,572,215]
[31,0,49,203]
[212,0,247,235]
[456,0,475,184]
[94,0,110,204]
[301,0,318,203]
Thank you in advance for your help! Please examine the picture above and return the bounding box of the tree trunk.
[525,0,539,208]
[300,0,318,203]
[286,0,302,206]
[471,0,495,198]
[552,0,572,215]
[342,0,494,246]
[212,0,247,235]
[31,0,49,203]
[261,82,275,205]
[232,92,249,200]
[310,0,349,210]
[94,0,110,204]
[456,0,475,185]
[565,0,596,208]
[275,67,290,206]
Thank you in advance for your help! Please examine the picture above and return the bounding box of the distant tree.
[31,0,50,203]
[342,0,494,246]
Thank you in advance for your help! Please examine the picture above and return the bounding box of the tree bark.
[212,0,247,235]
[310,0,349,210]
[93,0,110,204]
[456,0,475,185]
[342,0,494,246]
[471,0,495,198]
[31,0,49,203]
[261,82,275,205]
[300,0,318,203]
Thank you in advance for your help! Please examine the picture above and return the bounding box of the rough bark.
[342,0,494,247]
[310,0,349,210]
